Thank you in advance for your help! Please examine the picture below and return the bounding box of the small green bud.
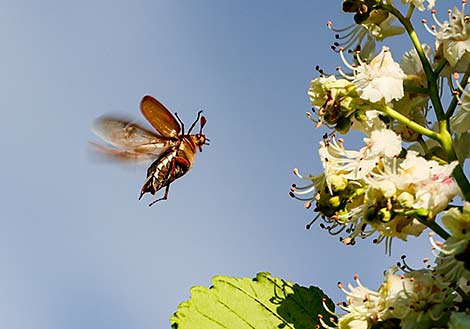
[378,208,392,222]
[337,209,350,224]
[415,208,430,219]
[397,192,414,208]
[330,175,348,192]
[353,110,368,122]
[328,195,342,208]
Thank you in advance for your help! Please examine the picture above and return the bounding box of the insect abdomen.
[140,149,190,197]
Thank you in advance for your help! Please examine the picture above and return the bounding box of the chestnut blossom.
[434,6,470,67]
[401,0,435,11]
[352,46,406,103]
[293,127,460,245]
[321,268,454,329]
[431,203,470,283]
[328,9,404,59]
[450,76,470,134]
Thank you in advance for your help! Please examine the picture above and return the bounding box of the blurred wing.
[93,117,175,154]
[140,95,180,138]
[90,143,156,165]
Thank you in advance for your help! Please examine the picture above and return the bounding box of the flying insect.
[92,95,208,206]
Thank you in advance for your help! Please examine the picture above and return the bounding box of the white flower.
[442,202,470,239]
[365,12,406,42]
[327,10,404,59]
[387,45,432,141]
[319,130,401,187]
[381,268,454,329]
[307,75,359,130]
[451,105,470,133]
[353,46,406,103]
[431,203,470,287]
[435,6,470,67]
[371,180,396,199]
[400,44,432,86]
[397,151,460,214]
[362,129,402,159]
[308,75,343,108]
[331,267,454,329]
[401,0,435,11]
[450,74,470,134]
[336,275,385,329]
[350,110,387,135]
[413,161,460,214]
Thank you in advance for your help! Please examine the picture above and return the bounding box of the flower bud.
[378,207,392,222]
[330,175,348,192]
[397,192,414,208]
[328,195,342,208]
[415,207,430,219]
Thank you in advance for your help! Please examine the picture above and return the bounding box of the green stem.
[439,127,470,200]
[434,58,448,77]
[416,216,450,240]
[405,4,414,20]
[381,4,447,121]
[382,3,470,201]
[447,67,470,119]
[381,104,440,141]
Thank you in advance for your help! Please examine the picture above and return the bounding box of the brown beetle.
[92,95,208,206]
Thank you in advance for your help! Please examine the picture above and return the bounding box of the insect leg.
[148,184,170,207]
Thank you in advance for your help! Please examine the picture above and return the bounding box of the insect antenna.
[188,110,203,135]
[199,115,207,135]
[174,112,185,135]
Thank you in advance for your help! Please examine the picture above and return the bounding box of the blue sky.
[0,1,445,328]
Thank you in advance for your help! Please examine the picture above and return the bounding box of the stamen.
[306,214,319,229]
[339,48,358,71]
[327,21,356,33]
[422,18,438,35]
[431,9,446,30]
[292,185,316,195]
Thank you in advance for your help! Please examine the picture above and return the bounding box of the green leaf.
[170,272,335,329]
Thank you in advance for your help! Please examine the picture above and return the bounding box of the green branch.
[381,3,470,201]
[416,216,450,240]
[447,66,470,119]
[434,58,448,77]
[380,104,440,141]
[381,4,446,121]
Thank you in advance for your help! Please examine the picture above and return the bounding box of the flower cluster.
[320,203,470,329]
[321,267,456,329]
[292,130,459,246]
[294,1,470,327]
[308,44,432,138]
[294,1,470,248]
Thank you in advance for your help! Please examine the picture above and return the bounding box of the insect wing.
[90,142,156,165]
[140,95,180,138]
[93,117,174,154]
